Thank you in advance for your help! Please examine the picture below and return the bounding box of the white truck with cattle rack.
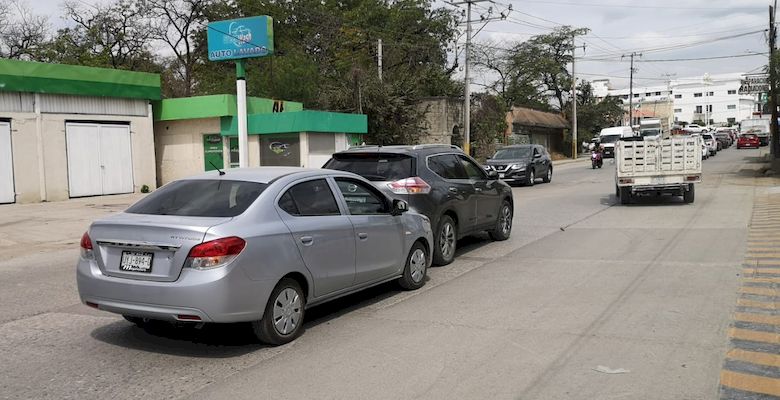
[615,135,702,205]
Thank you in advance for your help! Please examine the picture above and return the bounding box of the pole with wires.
[770,3,779,161]
[448,0,508,155]
[622,52,641,127]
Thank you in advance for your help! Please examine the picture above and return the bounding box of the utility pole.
[622,52,641,127]
[570,33,586,159]
[449,0,508,156]
[377,39,383,82]
[771,2,778,158]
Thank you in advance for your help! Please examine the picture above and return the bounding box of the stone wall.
[416,97,463,145]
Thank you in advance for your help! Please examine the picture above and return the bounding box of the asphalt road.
[0,148,769,400]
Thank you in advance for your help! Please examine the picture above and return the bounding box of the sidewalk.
[0,193,145,260]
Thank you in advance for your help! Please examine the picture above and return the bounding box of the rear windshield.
[126,179,267,217]
[492,147,531,160]
[325,153,414,181]
[600,135,621,144]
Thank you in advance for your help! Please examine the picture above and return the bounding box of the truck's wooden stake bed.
[615,136,702,204]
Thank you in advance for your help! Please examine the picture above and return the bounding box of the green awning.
[153,95,303,121]
[0,59,161,100]
[220,110,368,136]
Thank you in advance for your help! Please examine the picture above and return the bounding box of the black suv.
[324,145,514,266]
[483,144,553,186]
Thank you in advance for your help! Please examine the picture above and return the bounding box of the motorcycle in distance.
[591,148,603,169]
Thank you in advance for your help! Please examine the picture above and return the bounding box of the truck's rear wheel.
[683,184,695,204]
[620,187,632,205]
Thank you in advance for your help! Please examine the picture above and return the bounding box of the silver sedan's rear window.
[127,180,267,217]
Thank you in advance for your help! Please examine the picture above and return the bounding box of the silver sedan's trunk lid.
[89,213,231,282]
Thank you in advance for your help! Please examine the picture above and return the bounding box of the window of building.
[695,105,703,113]
[707,105,713,112]
[645,92,651,96]
[694,93,702,98]
[727,118,736,124]
[674,94,682,99]
[728,90,737,95]
[727,105,736,110]
[707,91,714,96]
[634,94,639,98]
[654,91,661,96]
[674,108,682,113]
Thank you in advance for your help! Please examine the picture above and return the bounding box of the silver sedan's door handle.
[299,236,314,245]
[358,232,368,240]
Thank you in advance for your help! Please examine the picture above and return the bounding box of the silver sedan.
[77,168,433,345]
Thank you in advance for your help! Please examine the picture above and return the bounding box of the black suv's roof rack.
[410,144,462,151]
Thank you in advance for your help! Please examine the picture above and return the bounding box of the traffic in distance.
[76,119,768,345]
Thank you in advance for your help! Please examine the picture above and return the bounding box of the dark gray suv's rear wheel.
[433,215,456,266]
[488,200,513,241]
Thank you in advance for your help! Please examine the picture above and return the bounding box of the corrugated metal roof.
[508,107,568,129]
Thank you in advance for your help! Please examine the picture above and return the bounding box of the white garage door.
[0,121,14,203]
[66,123,133,197]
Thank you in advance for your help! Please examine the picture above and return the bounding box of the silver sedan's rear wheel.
[398,242,428,290]
[252,278,306,345]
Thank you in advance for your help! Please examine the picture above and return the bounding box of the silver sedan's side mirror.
[391,199,409,216]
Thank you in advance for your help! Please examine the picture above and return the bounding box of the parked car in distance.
[714,132,731,148]
[324,145,514,266]
[737,133,760,149]
[77,168,434,345]
[701,133,718,155]
[684,124,707,133]
[484,144,553,186]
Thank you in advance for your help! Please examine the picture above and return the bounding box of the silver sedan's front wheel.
[398,242,428,290]
[252,278,306,345]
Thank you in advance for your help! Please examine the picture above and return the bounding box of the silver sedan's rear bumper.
[77,257,276,323]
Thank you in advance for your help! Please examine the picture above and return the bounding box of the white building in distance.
[592,73,760,127]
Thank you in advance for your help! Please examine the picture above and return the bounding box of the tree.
[470,93,507,161]
[192,0,459,142]
[144,0,210,97]
[0,1,50,60]
[475,27,587,112]
[568,81,624,141]
[54,0,157,71]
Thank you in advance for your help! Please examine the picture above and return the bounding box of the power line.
[513,0,764,11]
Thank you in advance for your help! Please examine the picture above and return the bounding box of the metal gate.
[0,121,14,203]
[66,123,133,197]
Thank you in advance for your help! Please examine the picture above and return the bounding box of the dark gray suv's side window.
[279,179,341,216]
[457,155,486,180]
[428,154,467,180]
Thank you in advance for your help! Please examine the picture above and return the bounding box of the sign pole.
[236,59,248,168]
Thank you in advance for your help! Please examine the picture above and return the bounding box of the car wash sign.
[739,74,769,95]
[207,16,274,61]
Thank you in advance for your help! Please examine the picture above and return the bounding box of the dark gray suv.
[324,145,514,266]
[483,144,552,186]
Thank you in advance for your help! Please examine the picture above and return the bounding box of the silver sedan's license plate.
[120,251,154,273]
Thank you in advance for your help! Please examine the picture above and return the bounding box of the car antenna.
[209,161,226,176]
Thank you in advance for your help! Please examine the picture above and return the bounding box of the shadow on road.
[89,232,497,355]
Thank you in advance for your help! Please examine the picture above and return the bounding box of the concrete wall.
[417,98,463,145]
[5,109,157,203]
[154,117,221,185]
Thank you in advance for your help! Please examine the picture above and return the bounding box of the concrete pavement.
[0,147,775,399]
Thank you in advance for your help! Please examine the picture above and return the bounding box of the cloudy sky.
[465,0,770,89]
[27,0,771,91]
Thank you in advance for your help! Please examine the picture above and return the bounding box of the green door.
[203,134,224,171]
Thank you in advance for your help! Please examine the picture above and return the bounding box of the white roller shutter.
[0,122,14,203]
[66,123,133,197]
